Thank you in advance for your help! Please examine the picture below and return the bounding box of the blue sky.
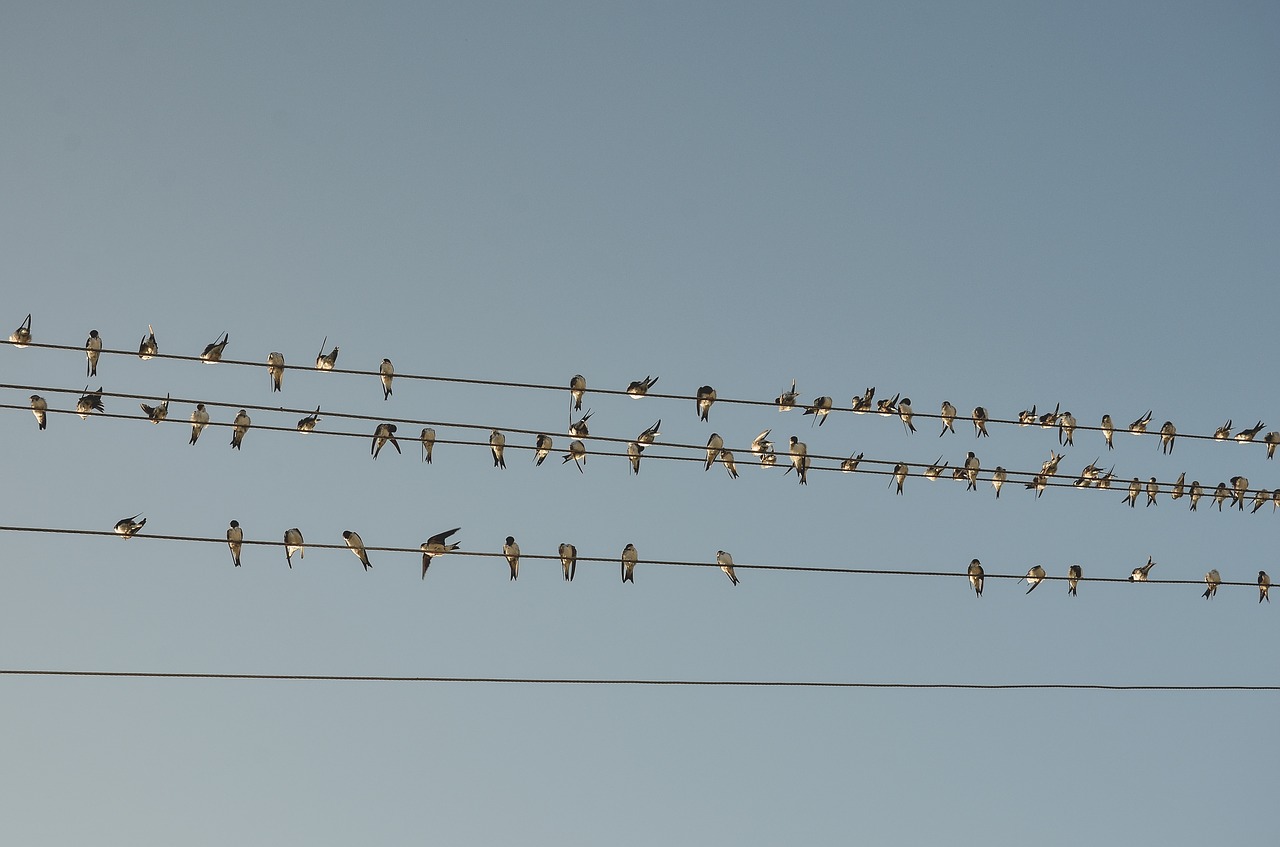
[2,2,1278,844]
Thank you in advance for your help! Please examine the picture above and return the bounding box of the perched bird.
[503,536,521,580]
[1123,477,1141,507]
[785,437,808,485]
[898,398,916,434]
[297,406,321,433]
[315,337,339,370]
[138,325,158,359]
[759,447,777,468]
[1213,420,1233,441]
[379,359,394,400]
[704,433,724,471]
[991,466,1007,499]
[750,428,773,457]
[140,394,169,424]
[563,439,587,473]
[720,449,739,479]
[200,332,229,363]
[569,374,586,411]
[1264,432,1280,460]
[489,429,507,469]
[1025,474,1048,498]
[876,393,900,416]
[227,520,243,567]
[802,396,833,426]
[419,527,461,579]
[1202,569,1221,599]
[775,380,798,411]
[1251,489,1271,514]
[1259,571,1271,603]
[9,313,32,347]
[851,387,875,414]
[637,419,661,446]
[85,330,102,377]
[627,375,659,398]
[1024,565,1046,594]
[621,543,638,583]
[968,559,984,598]
[1170,472,1186,500]
[266,351,285,392]
[75,387,105,419]
[371,423,400,458]
[627,441,643,475]
[230,410,251,450]
[284,528,305,568]
[844,453,867,474]
[971,406,989,438]
[1041,452,1064,478]
[695,385,716,422]
[568,411,593,439]
[533,433,553,466]
[1236,421,1266,444]
[1230,475,1250,510]
[891,462,909,495]
[1101,414,1115,450]
[1058,412,1076,446]
[939,400,957,436]
[1128,411,1152,436]
[1018,405,1037,426]
[964,452,980,491]
[716,550,740,586]
[114,515,147,538]
[1038,403,1060,429]
[1189,480,1204,511]
[420,428,436,463]
[343,530,373,571]
[1067,564,1082,596]
[558,543,577,582]
[29,395,47,430]
[1145,477,1159,507]
[1159,421,1176,454]
[1129,556,1156,582]
[189,403,210,444]
[1212,481,1230,511]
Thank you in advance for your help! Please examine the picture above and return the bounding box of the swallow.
[533,433,553,466]
[785,437,808,484]
[1026,474,1048,498]
[1123,477,1140,507]
[315,337,339,370]
[227,410,250,449]
[29,395,47,430]
[9,313,32,347]
[1158,421,1176,454]
[227,520,243,567]
[504,536,521,580]
[759,447,777,468]
[621,543,638,583]
[420,427,436,463]
[1259,571,1271,603]
[992,466,1007,498]
[750,428,773,457]
[695,385,716,421]
[803,396,834,426]
[569,374,586,411]
[627,375,659,398]
[852,387,875,414]
[891,462,908,495]
[939,401,957,436]
[1097,467,1116,490]
[844,453,867,474]
[1231,476,1249,510]
[1202,569,1221,599]
[1265,432,1280,460]
[489,429,507,468]
[1040,452,1064,477]
[637,419,661,446]
[775,379,798,411]
[267,351,285,392]
[201,332,229,363]
[1145,477,1159,507]
[1273,489,1280,512]
[876,393,900,416]
[85,330,102,377]
[627,441,643,475]
[720,449,739,479]
[1058,412,1076,446]
[138,325,158,359]
[563,439,587,472]
[371,423,400,458]
[1170,472,1185,500]
[297,406,321,433]
[568,411,593,439]
[1250,489,1270,513]
[971,406,989,438]
[1213,420,1232,440]
[1130,556,1155,582]
[1018,405,1037,426]
[342,530,373,571]
[75,387,105,419]
[188,403,209,444]
[716,550,740,586]
[379,358,394,400]
[140,394,169,424]
[1189,480,1203,510]
[1128,411,1152,436]
[1067,564,1082,596]
[897,398,917,434]
[968,559,984,597]
[114,514,146,538]
[1024,565,1046,594]
[704,433,724,470]
[1235,421,1265,444]
[952,468,968,483]
[1101,414,1114,450]
[558,542,577,581]
[284,528,304,568]
[964,452,980,491]
[419,527,461,579]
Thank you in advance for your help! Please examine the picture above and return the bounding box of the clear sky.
[2,2,1278,844]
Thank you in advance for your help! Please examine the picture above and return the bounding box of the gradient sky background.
[2,2,1278,844]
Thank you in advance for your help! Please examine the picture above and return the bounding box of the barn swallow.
[1123,477,1141,507]
[939,401,957,436]
[843,453,866,474]
[134,324,158,359]
[342,530,373,571]
[964,452,980,491]
[971,407,989,438]
[227,520,243,567]
[1259,571,1271,603]
[1265,432,1280,460]
[1145,477,1159,507]
[716,550,740,586]
[315,337,338,370]
[29,395,47,430]
[1018,405,1037,426]
[952,468,967,483]
[379,359,394,400]
[627,376,659,398]
[851,387,874,414]
[9,313,31,347]
[563,439,587,472]
[189,403,209,444]
[1024,565,1046,594]
[419,527,461,579]
[627,441,643,475]
[785,437,807,484]
[568,411,593,439]
[892,462,908,495]
[85,330,102,376]
[750,429,773,457]
[1202,569,1221,599]
[503,536,520,580]
[1128,411,1152,436]
[1189,480,1203,510]
[1250,489,1270,513]
[992,466,1007,498]
[1130,556,1155,582]
[114,515,147,538]
[1067,564,1082,596]
[695,385,716,421]
[140,394,169,424]
[1038,404,1060,429]
[968,559,984,597]
[1096,467,1116,490]
[759,447,777,468]
[775,380,798,411]
[637,420,661,446]
[76,387,105,419]
[568,374,586,411]
[1170,472,1185,500]
[1235,421,1265,443]
[1058,412,1076,446]
[1040,452,1064,477]
[621,543,638,583]
[371,423,400,458]
[876,393,900,416]
[803,395,833,426]
[284,528,304,568]
[201,332,229,363]
[559,543,577,581]
[489,429,507,469]
[720,449,739,479]
[230,410,251,449]
[266,352,285,392]
[1231,476,1249,510]
[898,398,916,434]
[1213,420,1232,440]
[1101,415,1114,450]
[420,428,436,463]
[704,433,724,470]
[1026,474,1048,498]
[297,406,320,433]
[1158,421,1176,454]
[533,433,553,466]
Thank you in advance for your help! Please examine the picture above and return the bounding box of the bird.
[851,387,875,414]
[750,429,773,457]
[1123,477,1141,507]
[419,527,461,579]
[967,559,984,598]
[991,466,1007,498]
[1067,564,1082,596]
[266,352,285,392]
[845,453,868,474]
[200,332,229,363]
[1018,405,1037,426]
[964,452,980,491]
[1202,569,1221,599]
[1159,421,1176,454]
[315,337,339,370]
[9,313,32,347]
[489,430,507,469]
[85,329,102,377]
[1259,571,1271,603]
[704,433,724,470]
[563,439,587,472]
[343,530,373,571]
[716,550,740,586]
[1189,480,1204,511]
[1038,403,1060,429]
[1058,411,1076,446]
[1251,489,1270,514]
[1170,472,1186,500]
[759,447,777,468]
[898,398,917,434]
[420,428,436,463]
[1235,421,1266,444]
[371,423,400,458]
[230,410,251,450]
[533,433,553,466]
[621,543,638,583]
[695,386,716,421]
[971,407,989,438]
[568,411,593,439]
[1230,476,1250,510]
[1128,411,1152,436]
[1025,474,1048,498]
[29,395,46,430]
[1040,452,1064,478]
[1213,420,1233,441]
[569,374,586,411]
[876,393,900,416]
[1101,414,1115,450]
[227,520,243,567]
[284,528,304,568]
[297,406,321,433]
[939,401,957,436]
[802,396,833,426]
[1024,565,1046,594]
[785,437,807,485]
[627,375,659,398]
[1212,481,1230,511]
[140,394,169,424]
[379,359,394,400]
[1265,432,1280,460]
[75,387,105,419]
[113,515,146,538]
[1129,557,1156,582]
[1145,477,1159,507]
[627,440,643,475]
[558,543,577,582]
[503,536,520,580]
[138,324,158,359]
[637,420,661,446]
[891,462,908,495]
[720,449,739,479]
[775,380,799,411]
[189,403,210,444]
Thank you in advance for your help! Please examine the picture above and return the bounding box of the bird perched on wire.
[1067,564,1082,596]
[201,332,229,363]
[1202,569,1221,599]
[558,543,577,582]
[1259,571,1271,603]
[719,449,739,479]
[229,410,251,450]
[29,395,47,431]
[138,324,158,359]
[297,406,321,433]
[267,351,285,392]
[568,374,586,411]
[315,337,339,370]
[371,423,400,458]
[716,550,740,586]
[284,528,305,568]
[785,437,808,485]
[637,420,661,446]
[1213,420,1232,440]
[1023,565,1046,594]
[627,375,659,398]
[891,462,908,495]
[775,380,798,411]
[76,387,105,419]
[9,313,32,347]
[971,407,989,438]
[627,441,643,475]
[140,394,169,424]
[563,439,587,473]
[343,530,373,571]
[1158,421,1176,454]
[114,515,147,538]
[85,329,102,377]
[226,520,243,567]
[991,466,1007,499]
[420,428,435,463]
[189,403,210,444]
[967,559,984,598]
[1129,557,1156,582]
[803,396,833,426]
[695,386,716,422]
[568,411,592,439]
[851,387,874,414]
[533,433,553,467]
[489,430,507,469]
[704,433,724,471]
[1128,411,1152,436]
[1236,421,1265,444]
[939,400,957,436]
[1101,414,1115,450]
[379,359,395,400]
[621,543,638,584]
[420,527,461,579]
[503,536,520,581]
